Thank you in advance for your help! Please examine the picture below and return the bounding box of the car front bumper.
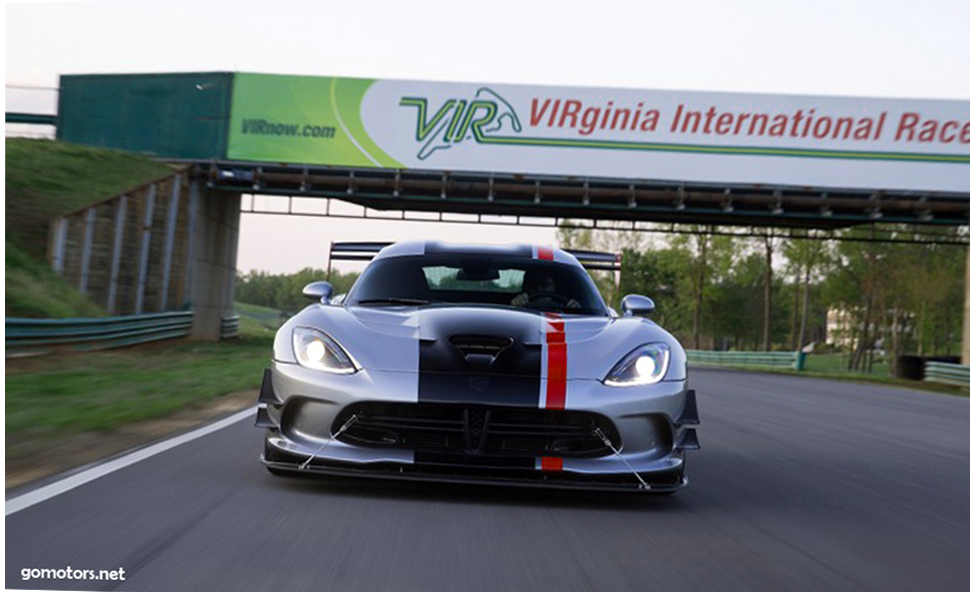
[257,361,699,493]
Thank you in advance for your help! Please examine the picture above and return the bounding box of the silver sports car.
[256,241,699,493]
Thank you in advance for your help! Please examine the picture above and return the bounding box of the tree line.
[560,224,965,369]
[235,226,965,371]
[236,268,359,313]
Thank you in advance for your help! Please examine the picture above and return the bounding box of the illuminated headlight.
[604,343,671,387]
[292,327,357,373]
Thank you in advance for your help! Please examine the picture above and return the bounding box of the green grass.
[235,301,283,316]
[235,301,287,337]
[5,300,284,457]
[5,334,274,441]
[5,238,105,318]
[5,138,174,318]
[803,353,890,378]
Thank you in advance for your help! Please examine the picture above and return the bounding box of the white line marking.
[5,406,257,516]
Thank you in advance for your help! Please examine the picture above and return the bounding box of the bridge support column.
[186,184,240,341]
[963,246,970,365]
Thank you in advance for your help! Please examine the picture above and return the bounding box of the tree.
[781,231,833,352]
[558,221,963,363]
[557,220,645,307]
[824,227,899,371]
[709,250,765,350]
[669,229,736,349]
[619,246,691,338]
[236,268,360,312]
[762,234,775,351]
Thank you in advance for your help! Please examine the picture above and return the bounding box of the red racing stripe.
[544,312,567,410]
[537,247,554,260]
[540,456,563,471]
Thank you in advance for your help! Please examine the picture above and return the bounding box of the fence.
[687,350,806,371]
[924,362,970,388]
[5,312,193,357]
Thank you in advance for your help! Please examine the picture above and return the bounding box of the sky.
[6,0,970,273]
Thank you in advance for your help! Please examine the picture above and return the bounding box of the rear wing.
[327,242,392,280]
[564,249,622,272]
[329,242,392,262]
[326,242,621,274]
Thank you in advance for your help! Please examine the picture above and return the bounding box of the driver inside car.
[511,272,581,309]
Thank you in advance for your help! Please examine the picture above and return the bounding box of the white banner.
[229,74,970,193]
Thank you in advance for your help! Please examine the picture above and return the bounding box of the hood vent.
[449,335,513,360]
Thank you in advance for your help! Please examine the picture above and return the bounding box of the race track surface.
[6,369,970,592]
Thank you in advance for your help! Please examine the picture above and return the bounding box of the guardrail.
[924,362,970,388]
[5,312,193,357]
[221,315,240,340]
[687,350,806,371]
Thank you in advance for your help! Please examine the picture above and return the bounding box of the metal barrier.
[5,312,193,357]
[221,315,240,340]
[924,362,970,388]
[687,350,806,371]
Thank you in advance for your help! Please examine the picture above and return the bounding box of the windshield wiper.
[356,297,430,307]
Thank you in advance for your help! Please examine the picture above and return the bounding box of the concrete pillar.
[50,217,69,274]
[187,186,241,341]
[963,246,970,365]
[106,196,128,314]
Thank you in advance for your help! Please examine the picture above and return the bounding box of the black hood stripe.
[417,308,541,407]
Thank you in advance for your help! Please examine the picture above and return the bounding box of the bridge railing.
[687,350,806,371]
[924,362,970,389]
[5,312,193,357]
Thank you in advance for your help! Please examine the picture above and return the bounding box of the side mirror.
[621,294,655,316]
[302,281,334,304]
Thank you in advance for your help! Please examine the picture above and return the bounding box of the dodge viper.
[256,241,699,493]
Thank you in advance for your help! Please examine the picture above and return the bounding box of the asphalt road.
[6,369,970,592]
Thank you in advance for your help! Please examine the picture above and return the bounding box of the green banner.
[227,73,402,168]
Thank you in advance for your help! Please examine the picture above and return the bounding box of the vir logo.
[400,87,521,160]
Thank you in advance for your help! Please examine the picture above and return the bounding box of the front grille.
[335,402,619,458]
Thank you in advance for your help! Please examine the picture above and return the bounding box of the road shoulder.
[5,390,256,492]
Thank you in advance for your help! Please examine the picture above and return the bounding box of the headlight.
[292,327,357,373]
[604,343,670,386]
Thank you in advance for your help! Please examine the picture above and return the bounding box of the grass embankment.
[5,334,273,441]
[2,139,288,478]
[5,239,104,318]
[5,303,283,444]
[234,301,288,337]
[5,138,173,317]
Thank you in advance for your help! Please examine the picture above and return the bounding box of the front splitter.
[260,455,686,494]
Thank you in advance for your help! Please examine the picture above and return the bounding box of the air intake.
[449,335,513,359]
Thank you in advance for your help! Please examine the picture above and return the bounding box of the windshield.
[345,254,608,316]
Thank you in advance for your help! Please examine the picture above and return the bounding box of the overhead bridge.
[195,161,970,232]
[11,71,969,354]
